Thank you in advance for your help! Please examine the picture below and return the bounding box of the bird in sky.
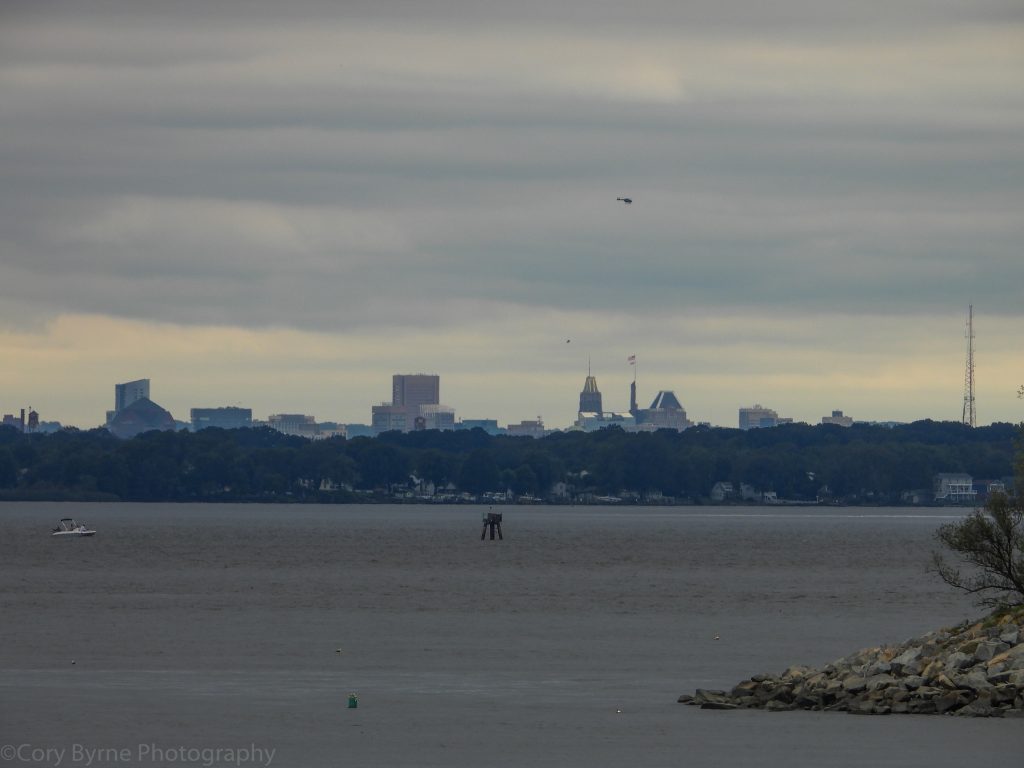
[617,197,632,204]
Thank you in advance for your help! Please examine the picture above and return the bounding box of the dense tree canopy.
[0,420,1017,504]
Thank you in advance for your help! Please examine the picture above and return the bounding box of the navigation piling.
[481,511,503,541]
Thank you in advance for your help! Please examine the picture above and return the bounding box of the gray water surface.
[1,503,1019,767]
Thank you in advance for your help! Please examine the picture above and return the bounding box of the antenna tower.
[961,304,976,428]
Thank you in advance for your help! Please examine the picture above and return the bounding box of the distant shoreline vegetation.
[0,421,1017,505]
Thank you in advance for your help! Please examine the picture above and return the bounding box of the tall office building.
[392,374,440,409]
[373,374,454,433]
[115,379,150,412]
[108,378,151,426]
[578,374,602,414]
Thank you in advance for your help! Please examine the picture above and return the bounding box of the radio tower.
[962,304,976,428]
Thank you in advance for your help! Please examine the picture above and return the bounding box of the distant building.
[578,374,603,415]
[316,422,348,439]
[821,410,854,427]
[393,374,440,410]
[108,378,151,426]
[456,419,503,435]
[373,373,454,434]
[2,412,24,432]
[107,397,176,439]
[371,403,414,434]
[987,480,1007,496]
[115,378,150,413]
[267,413,319,438]
[635,391,693,431]
[344,423,375,439]
[738,404,791,430]
[418,404,456,431]
[574,412,635,432]
[191,407,253,431]
[507,419,546,439]
[710,482,735,502]
[933,473,977,505]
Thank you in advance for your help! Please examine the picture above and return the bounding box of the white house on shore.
[933,473,977,505]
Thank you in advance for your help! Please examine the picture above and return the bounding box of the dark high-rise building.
[392,374,440,409]
[578,374,602,414]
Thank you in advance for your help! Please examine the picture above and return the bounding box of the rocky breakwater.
[679,608,1024,717]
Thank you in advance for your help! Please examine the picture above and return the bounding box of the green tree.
[416,450,457,487]
[934,416,1024,608]
[0,447,17,488]
[512,464,538,495]
[458,449,500,495]
[933,492,1024,608]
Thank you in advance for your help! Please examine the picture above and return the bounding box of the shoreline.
[680,607,1024,717]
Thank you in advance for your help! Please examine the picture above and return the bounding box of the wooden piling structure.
[481,511,503,540]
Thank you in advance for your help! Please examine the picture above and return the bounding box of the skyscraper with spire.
[578,365,603,414]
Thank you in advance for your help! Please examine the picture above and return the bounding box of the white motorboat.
[51,518,96,537]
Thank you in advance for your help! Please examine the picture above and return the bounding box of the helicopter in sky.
[616,197,632,204]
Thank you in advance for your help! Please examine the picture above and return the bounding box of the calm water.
[1,503,1020,767]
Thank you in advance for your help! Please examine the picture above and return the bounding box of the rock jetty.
[679,608,1024,717]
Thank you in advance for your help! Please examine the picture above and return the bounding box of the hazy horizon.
[2,1,1022,429]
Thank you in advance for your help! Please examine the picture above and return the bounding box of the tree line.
[0,419,1018,504]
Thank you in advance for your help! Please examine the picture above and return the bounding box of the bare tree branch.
[933,492,1024,608]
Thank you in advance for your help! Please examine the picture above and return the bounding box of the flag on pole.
[627,355,636,365]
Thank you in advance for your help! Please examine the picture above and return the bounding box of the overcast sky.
[1,0,1022,429]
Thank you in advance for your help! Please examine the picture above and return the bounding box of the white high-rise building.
[108,378,151,425]
[115,378,150,412]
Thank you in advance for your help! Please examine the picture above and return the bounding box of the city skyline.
[0,364,1015,434]
[1,2,1022,429]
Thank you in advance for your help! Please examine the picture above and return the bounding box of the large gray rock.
[963,668,994,692]
[956,701,1002,718]
[693,689,731,706]
[842,676,867,693]
[974,641,1011,663]
[865,674,897,692]
[902,675,925,690]
[892,646,923,667]
[944,651,974,672]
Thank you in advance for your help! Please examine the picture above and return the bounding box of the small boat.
[51,518,96,537]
